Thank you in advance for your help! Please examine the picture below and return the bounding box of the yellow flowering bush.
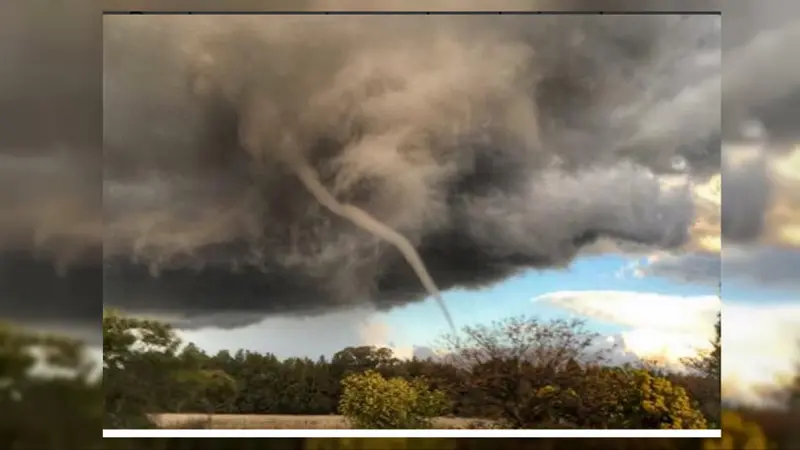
[549,367,708,429]
[625,369,709,429]
[338,370,449,429]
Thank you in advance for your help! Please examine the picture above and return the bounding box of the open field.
[151,413,489,429]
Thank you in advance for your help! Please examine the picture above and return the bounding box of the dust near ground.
[151,413,490,429]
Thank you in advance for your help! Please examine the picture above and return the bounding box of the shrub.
[556,367,708,429]
[620,369,709,429]
[520,366,708,430]
[704,410,770,450]
[338,370,449,429]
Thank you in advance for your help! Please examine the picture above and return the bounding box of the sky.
[178,242,797,408]
[180,145,800,407]
[2,4,799,412]
[141,11,800,408]
[182,254,714,358]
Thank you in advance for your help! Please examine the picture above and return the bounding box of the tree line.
[103,311,718,430]
[1,309,799,449]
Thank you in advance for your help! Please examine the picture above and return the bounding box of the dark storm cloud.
[15,1,788,333]
[723,17,800,145]
[95,13,721,327]
[6,10,722,328]
[0,0,102,331]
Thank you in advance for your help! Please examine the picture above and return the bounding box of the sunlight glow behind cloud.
[534,290,800,406]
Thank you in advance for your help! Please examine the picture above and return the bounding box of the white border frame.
[104,429,722,438]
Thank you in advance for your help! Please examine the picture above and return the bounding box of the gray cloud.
[719,7,800,247]
[0,0,102,331]
[635,246,800,291]
[721,146,772,243]
[723,18,800,144]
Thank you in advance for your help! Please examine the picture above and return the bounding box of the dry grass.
[151,413,489,429]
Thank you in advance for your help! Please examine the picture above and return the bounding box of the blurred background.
[1,0,798,448]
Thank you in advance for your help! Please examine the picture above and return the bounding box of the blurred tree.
[0,322,104,448]
[705,410,770,450]
[680,312,721,426]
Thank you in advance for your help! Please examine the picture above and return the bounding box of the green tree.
[103,309,238,428]
[103,309,183,428]
[338,370,448,429]
[332,346,399,376]
[172,368,238,415]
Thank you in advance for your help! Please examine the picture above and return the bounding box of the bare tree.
[437,316,608,428]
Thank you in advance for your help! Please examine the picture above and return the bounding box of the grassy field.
[151,413,488,429]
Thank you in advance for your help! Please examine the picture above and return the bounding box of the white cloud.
[534,290,719,337]
[721,303,800,405]
[534,290,718,371]
[617,328,714,368]
[535,290,800,406]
